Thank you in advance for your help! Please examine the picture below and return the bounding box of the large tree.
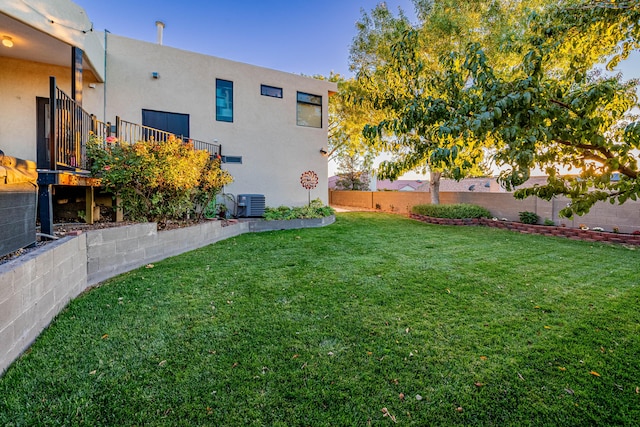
[350,0,543,203]
[352,0,640,216]
[334,153,373,191]
[451,0,640,216]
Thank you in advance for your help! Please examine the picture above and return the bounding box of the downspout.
[103,30,109,122]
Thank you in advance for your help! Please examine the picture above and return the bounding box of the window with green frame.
[216,79,233,122]
[296,92,322,128]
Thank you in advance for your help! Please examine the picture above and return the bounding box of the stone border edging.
[409,214,640,246]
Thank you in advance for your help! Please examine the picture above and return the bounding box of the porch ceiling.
[0,12,99,81]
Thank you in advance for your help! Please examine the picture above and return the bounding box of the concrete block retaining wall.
[0,235,87,374]
[1,216,331,375]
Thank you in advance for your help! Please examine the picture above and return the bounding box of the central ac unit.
[237,194,265,218]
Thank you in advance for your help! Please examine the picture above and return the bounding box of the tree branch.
[553,139,638,179]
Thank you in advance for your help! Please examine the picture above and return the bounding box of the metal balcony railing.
[116,117,221,157]
[49,77,110,171]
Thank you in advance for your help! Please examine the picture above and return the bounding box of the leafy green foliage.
[2,213,639,425]
[411,203,491,218]
[421,1,640,217]
[349,1,640,217]
[349,1,543,203]
[87,135,232,222]
[263,199,335,220]
[519,211,541,224]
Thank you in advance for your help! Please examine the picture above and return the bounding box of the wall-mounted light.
[151,71,159,79]
[319,147,328,157]
[2,36,14,48]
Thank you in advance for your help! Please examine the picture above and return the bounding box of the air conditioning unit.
[237,194,265,218]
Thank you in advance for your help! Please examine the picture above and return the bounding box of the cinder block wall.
[330,190,640,233]
[0,220,250,375]
[0,235,87,373]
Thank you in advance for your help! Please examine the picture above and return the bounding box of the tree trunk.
[430,171,442,205]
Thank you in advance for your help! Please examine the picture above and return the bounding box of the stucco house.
[0,0,336,233]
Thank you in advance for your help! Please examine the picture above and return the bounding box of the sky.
[73,0,416,78]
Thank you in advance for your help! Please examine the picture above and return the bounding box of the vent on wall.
[237,194,265,218]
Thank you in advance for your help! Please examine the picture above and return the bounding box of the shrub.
[87,134,233,223]
[411,204,491,219]
[263,199,334,220]
[543,218,555,226]
[519,211,540,224]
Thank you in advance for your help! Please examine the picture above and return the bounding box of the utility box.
[236,194,266,218]
[0,154,38,258]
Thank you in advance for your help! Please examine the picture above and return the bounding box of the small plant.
[632,230,640,236]
[411,204,491,219]
[519,211,539,224]
[579,224,589,231]
[612,227,620,234]
[263,199,334,220]
[543,218,555,226]
[592,226,604,232]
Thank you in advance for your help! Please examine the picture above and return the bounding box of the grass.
[1,212,639,426]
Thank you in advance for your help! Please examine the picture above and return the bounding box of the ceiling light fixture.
[2,36,13,48]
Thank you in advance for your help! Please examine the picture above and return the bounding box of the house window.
[216,79,233,122]
[261,84,283,98]
[221,155,242,164]
[296,92,322,128]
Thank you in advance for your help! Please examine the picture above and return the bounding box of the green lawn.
[1,212,639,426]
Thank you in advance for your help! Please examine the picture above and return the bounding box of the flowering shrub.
[87,134,232,222]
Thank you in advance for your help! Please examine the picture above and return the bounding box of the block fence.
[329,190,640,234]
[0,216,335,375]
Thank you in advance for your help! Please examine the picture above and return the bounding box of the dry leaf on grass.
[381,407,397,423]
[590,371,601,377]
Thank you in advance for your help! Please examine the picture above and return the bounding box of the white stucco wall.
[0,58,74,160]
[105,34,335,207]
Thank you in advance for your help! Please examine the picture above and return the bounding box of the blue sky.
[74,0,416,78]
